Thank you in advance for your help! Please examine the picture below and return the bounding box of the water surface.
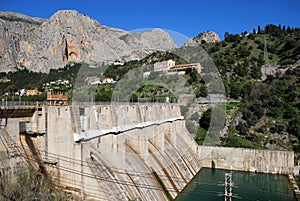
[175,168,296,201]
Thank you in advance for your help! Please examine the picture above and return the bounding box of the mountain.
[0,10,177,73]
[184,31,220,46]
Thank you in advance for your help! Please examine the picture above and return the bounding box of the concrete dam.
[0,103,201,200]
[0,103,294,200]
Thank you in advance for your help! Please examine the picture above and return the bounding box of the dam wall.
[0,104,201,201]
[48,104,201,200]
[0,103,295,201]
[198,146,294,174]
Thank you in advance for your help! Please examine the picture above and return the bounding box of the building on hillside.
[143,60,202,78]
[143,71,151,78]
[46,89,68,105]
[168,63,202,72]
[101,77,115,84]
[26,89,42,96]
[154,60,175,72]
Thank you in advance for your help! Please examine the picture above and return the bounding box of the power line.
[14,152,224,197]
[0,129,296,201]
[14,142,190,183]
[2,145,295,201]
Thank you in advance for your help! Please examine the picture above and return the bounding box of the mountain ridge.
[0,10,177,72]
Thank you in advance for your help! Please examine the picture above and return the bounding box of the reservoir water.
[175,168,296,201]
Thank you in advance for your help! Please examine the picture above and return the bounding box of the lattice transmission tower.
[224,173,232,201]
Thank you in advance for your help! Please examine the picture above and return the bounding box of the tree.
[229,82,242,99]
[288,117,300,139]
[236,122,249,135]
[282,25,286,32]
[224,31,230,40]
[199,108,212,131]
[195,127,207,145]
[186,68,200,84]
[5,84,17,95]
[257,25,262,34]
[199,84,208,97]
[0,167,68,200]
[251,65,261,79]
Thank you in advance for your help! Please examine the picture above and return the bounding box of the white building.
[154,60,175,72]
[143,72,151,78]
[102,78,115,84]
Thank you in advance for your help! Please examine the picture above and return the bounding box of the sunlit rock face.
[0,10,176,72]
[184,31,220,46]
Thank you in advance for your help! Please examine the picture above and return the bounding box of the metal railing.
[0,101,180,107]
[0,101,44,107]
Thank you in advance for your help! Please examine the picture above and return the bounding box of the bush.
[195,127,207,145]
[199,108,212,131]
[0,167,69,201]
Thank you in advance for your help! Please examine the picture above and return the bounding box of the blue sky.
[1,0,299,42]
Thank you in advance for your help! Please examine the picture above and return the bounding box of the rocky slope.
[184,31,220,46]
[0,10,177,72]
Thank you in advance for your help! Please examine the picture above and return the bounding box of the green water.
[175,168,296,201]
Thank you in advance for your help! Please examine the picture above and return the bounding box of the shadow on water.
[175,168,296,201]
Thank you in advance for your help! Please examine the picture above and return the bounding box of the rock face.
[184,31,220,46]
[0,10,177,72]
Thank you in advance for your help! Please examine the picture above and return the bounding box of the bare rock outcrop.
[184,31,220,46]
[0,10,177,72]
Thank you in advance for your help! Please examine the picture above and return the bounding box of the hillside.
[193,24,300,158]
[0,23,299,157]
[0,10,176,72]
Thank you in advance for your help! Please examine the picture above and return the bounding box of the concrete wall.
[198,146,294,174]
[1,104,296,201]
[43,103,201,201]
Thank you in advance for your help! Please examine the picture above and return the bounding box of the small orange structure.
[26,89,42,96]
[47,89,68,105]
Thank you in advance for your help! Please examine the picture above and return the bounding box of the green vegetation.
[4,93,46,102]
[104,52,187,81]
[0,167,69,200]
[1,24,299,154]
[201,24,300,100]
[130,84,177,103]
[95,83,114,102]
[233,67,300,150]
[195,127,207,145]
[192,24,300,152]
[0,63,81,96]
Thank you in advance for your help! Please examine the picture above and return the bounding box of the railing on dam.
[0,101,42,107]
[1,101,180,107]
[72,101,180,106]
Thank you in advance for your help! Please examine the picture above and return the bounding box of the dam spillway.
[0,103,201,200]
[0,103,295,200]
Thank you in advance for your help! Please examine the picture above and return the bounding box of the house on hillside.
[143,60,202,78]
[154,60,175,72]
[26,89,42,96]
[46,89,68,105]
[101,77,115,84]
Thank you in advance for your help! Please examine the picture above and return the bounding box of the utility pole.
[224,173,232,201]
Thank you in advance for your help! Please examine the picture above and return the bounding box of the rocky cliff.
[184,30,220,46]
[0,10,177,72]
